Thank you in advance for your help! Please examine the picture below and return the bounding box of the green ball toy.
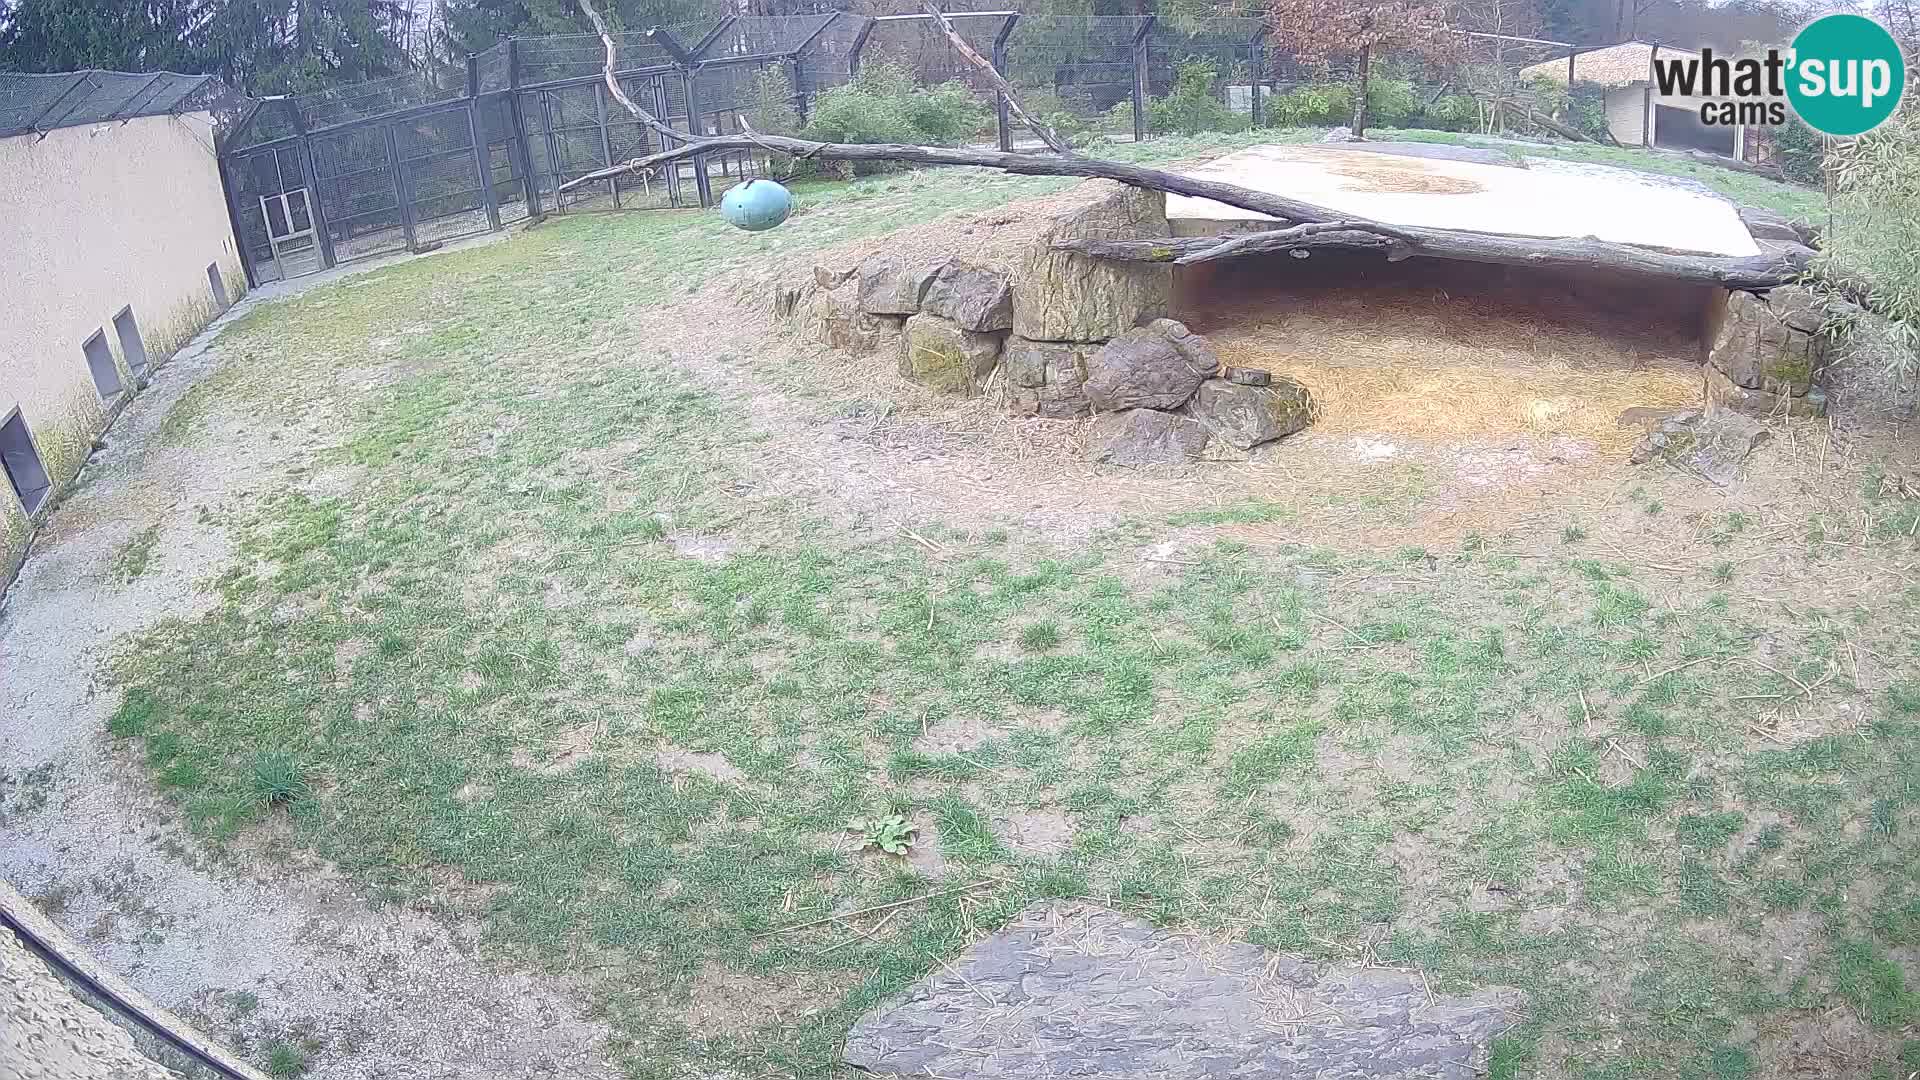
[720,177,794,232]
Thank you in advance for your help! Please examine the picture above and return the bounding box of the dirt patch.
[1323,155,1487,195]
[683,962,856,1039]
[654,746,747,785]
[995,809,1075,856]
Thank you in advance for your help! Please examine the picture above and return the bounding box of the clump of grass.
[264,1040,308,1078]
[250,753,309,806]
[107,524,161,583]
[1712,560,1735,583]
[107,690,159,737]
[1018,621,1064,651]
[1562,522,1588,544]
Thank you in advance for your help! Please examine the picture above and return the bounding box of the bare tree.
[1266,0,1460,137]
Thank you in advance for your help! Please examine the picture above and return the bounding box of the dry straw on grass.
[1203,294,1703,452]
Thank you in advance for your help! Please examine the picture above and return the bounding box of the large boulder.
[1630,407,1771,487]
[1012,181,1172,342]
[1184,376,1315,450]
[1001,337,1096,418]
[809,282,903,355]
[923,262,1014,332]
[1084,319,1218,412]
[1089,408,1211,466]
[1705,364,1826,418]
[859,254,950,316]
[1706,286,1831,415]
[899,314,1004,396]
[1738,206,1816,247]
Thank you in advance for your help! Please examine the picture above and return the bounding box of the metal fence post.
[594,80,619,208]
[383,123,420,250]
[1249,27,1269,128]
[684,69,714,208]
[217,156,260,290]
[287,105,338,270]
[540,90,564,212]
[1131,15,1157,143]
[466,55,502,232]
[992,13,1019,152]
[506,38,544,221]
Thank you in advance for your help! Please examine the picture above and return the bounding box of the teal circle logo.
[1787,14,1906,136]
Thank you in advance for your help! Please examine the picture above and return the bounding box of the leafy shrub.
[798,62,990,176]
[1010,79,1104,148]
[1422,91,1479,132]
[1364,76,1419,128]
[1265,81,1353,127]
[1820,113,1920,370]
[1143,57,1248,137]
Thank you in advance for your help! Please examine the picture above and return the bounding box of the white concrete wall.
[0,111,244,577]
[1605,85,1649,145]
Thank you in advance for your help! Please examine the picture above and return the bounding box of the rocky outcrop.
[808,282,903,355]
[1001,338,1096,418]
[1706,286,1831,417]
[776,181,1320,462]
[1630,407,1771,486]
[1184,376,1315,450]
[899,314,1003,396]
[1089,408,1212,466]
[923,262,1014,332]
[844,902,1519,1080]
[1084,319,1217,412]
[859,254,949,316]
[1012,182,1172,342]
[1738,206,1816,247]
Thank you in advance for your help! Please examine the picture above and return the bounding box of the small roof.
[1522,41,1676,88]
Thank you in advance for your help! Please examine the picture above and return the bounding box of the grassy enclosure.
[49,139,1920,1080]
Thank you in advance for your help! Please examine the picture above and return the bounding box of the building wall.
[1605,85,1650,145]
[0,111,243,581]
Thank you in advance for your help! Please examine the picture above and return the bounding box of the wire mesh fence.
[0,70,232,138]
[214,11,1575,287]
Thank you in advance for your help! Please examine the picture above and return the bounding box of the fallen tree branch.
[1058,230,1815,287]
[1497,98,1595,144]
[921,0,1068,153]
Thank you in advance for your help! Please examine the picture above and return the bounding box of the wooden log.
[1054,231,1816,289]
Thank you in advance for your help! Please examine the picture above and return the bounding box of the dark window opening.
[208,263,230,309]
[113,306,149,374]
[83,329,122,398]
[0,409,51,515]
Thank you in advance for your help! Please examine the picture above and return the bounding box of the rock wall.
[1704,285,1832,418]
[774,180,1315,464]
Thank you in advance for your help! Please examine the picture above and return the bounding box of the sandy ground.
[1167,143,1761,255]
[0,241,613,1080]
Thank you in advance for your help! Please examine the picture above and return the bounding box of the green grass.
[93,148,1920,1079]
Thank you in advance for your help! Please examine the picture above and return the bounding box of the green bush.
[1143,57,1248,137]
[798,62,991,175]
[1821,113,1920,369]
[1264,82,1352,128]
[1365,77,1419,128]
